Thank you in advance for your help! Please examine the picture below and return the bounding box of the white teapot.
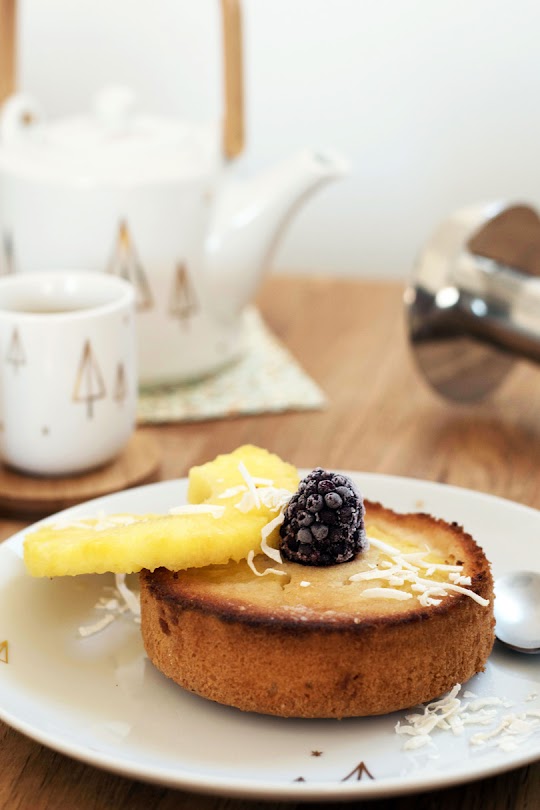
[0,88,348,385]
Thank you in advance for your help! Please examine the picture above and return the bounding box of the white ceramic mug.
[0,271,136,476]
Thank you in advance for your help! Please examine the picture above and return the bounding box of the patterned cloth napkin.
[137,308,326,424]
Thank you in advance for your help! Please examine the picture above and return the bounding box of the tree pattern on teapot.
[113,362,128,404]
[1,231,16,276]
[107,221,153,312]
[169,262,197,324]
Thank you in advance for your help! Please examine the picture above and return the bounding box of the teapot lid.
[0,87,218,185]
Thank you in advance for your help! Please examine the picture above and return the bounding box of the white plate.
[1,473,539,801]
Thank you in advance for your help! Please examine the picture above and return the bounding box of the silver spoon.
[494,571,540,654]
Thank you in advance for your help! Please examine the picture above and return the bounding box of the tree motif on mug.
[5,327,25,370]
[73,340,106,418]
[0,640,8,664]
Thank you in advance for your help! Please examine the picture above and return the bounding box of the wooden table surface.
[1,276,539,810]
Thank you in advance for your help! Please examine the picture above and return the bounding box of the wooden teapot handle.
[0,0,245,158]
[221,0,245,159]
[0,0,17,104]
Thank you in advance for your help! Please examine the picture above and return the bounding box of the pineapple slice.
[24,509,270,577]
[24,445,299,577]
[188,444,299,506]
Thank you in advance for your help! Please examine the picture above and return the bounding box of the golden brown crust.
[140,500,495,718]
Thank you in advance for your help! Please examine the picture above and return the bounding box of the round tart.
[140,500,495,718]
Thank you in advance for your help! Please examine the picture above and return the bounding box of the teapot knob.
[0,93,41,144]
[93,85,136,135]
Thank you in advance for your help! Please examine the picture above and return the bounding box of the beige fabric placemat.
[137,309,326,424]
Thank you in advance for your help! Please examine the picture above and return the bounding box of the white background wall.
[16,0,540,278]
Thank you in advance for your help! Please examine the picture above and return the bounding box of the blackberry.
[280,468,366,566]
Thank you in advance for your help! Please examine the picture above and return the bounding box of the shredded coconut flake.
[219,477,275,502]
[350,535,489,607]
[467,697,506,712]
[350,565,402,582]
[218,485,246,499]
[365,535,403,557]
[233,462,291,516]
[227,466,292,575]
[418,593,443,607]
[237,461,261,509]
[362,587,413,600]
[96,598,120,611]
[168,504,225,518]
[78,614,115,637]
[246,550,288,578]
[259,487,293,511]
[403,734,432,750]
[395,684,540,752]
[449,572,472,585]
[78,575,141,638]
[51,511,141,532]
[115,574,141,617]
[236,485,292,515]
[260,512,285,564]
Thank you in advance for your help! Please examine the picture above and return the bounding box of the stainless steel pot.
[405,202,540,401]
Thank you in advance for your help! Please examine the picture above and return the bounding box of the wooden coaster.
[0,431,161,519]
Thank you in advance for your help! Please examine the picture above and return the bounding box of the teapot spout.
[204,149,349,315]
